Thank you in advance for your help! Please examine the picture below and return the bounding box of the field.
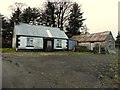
[2,50,119,88]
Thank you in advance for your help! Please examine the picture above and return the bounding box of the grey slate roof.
[15,23,68,39]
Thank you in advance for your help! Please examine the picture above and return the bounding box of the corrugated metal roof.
[15,23,68,39]
[72,31,111,42]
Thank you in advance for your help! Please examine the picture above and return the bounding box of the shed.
[68,39,77,51]
[12,23,68,51]
[71,31,116,54]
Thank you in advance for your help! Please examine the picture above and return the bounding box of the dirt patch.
[2,52,118,88]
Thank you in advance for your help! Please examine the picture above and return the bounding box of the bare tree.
[9,2,26,12]
[9,2,26,24]
[40,0,73,30]
[81,24,89,34]
[54,0,73,30]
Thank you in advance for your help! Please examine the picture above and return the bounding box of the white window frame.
[26,37,34,47]
[56,39,62,48]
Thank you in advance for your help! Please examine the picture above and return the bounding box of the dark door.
[43,39,54,52]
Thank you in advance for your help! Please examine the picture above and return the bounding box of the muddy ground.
[2,52,118,88]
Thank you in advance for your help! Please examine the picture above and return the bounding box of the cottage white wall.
[33,38,43,49]
[18,37,27,49]
[62,40,67,49]
[12,36,16,48]
[12,29,16,48]
[54,39,67,49]
[18,36,43,49]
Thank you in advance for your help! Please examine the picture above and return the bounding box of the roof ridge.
[71,31,112,42]
[91,31,110,35]
[18,22,60,29]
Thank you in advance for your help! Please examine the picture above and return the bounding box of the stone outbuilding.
[71,31,116,54]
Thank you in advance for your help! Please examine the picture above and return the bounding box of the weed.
[1,48,16,53]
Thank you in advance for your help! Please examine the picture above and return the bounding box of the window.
[56,39,62,48]
[27,37,33,47]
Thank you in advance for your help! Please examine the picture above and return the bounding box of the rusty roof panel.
[72,31,110,42]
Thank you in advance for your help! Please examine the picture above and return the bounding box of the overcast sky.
[0,0,119,39]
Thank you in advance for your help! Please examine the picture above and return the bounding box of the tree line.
[2,0,87,48]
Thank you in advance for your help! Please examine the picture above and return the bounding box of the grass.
[1,48,93,56]
[97,59,119,88]
[1,48,16,53]
[115,48,120,54]
[1,48,117,57]
[15,51,94,57]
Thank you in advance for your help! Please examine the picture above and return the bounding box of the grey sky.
[0,0,119,39]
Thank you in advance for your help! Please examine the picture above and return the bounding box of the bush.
[2,39,12,48]
[75,46,89,52]
[93,46,106,54]
[100,47,106,54]
[93,46,99,54]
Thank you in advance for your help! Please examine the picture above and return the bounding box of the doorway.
[43,39,54,52]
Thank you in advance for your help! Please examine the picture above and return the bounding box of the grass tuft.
[1,48,16,53]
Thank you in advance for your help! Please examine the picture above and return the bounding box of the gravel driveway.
[2,52,118,88]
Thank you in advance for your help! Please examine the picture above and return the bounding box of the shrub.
[75,46,89,52]
[93,46,99,54]
[100,47,106,54]
[2,39,12,48]
[93,46,106,54]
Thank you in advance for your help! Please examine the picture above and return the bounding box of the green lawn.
[0,48,16,53]
[0,48,94,56]
[1,48,119,57]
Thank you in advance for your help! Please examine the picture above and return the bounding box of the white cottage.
[12,23,68,51]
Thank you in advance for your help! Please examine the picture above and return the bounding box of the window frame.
[26,37,34,47]
[56,39,62,48]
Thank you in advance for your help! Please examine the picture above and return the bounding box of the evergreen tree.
[115,31,120,48]
[67,2,85,37]
[2,16,13,48]
[11,7,22,24]
[21,7,40,24]
[41,0,73,29]
[41,1,56,27]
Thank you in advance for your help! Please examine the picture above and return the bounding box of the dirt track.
[2,52,118,88]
